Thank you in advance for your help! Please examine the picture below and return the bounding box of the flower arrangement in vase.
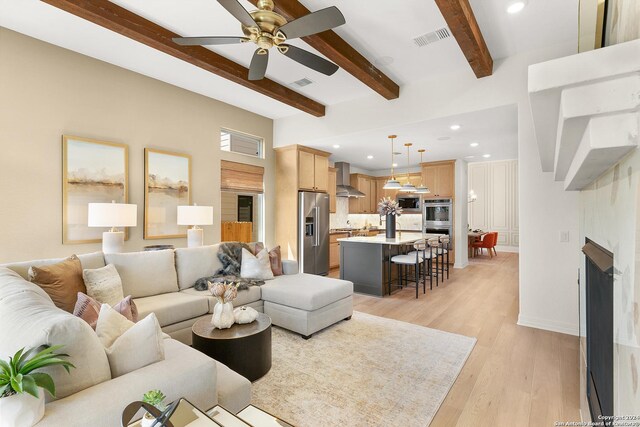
[378,197,403,239]
[0,345,74,427]
[209,281,239,329]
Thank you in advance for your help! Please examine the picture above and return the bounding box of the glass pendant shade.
[400,183,416,192]
[383,179,402,189]
[414,185,430,194]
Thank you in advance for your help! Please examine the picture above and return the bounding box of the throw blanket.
[194,242,265,291]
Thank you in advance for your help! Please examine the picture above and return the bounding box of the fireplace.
[582,239,614,425]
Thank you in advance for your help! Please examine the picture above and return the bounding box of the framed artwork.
[144,148,191,239]
[62,135,128,244]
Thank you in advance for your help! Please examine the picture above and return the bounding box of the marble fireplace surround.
[529,40,640,420]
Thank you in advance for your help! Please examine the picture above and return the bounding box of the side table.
[192,313,272,382]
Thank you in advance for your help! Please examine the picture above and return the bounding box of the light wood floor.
[329,253,580,426]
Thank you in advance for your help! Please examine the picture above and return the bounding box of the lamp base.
[102,231,124,254]
[187,228,204,248]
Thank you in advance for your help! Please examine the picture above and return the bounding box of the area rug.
[251,311,476,427]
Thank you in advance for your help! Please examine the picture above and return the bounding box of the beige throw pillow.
[95,305,165,377]
[83,264,124,306]
[240,248,274,280]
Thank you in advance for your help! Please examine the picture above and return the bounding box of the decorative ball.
[234,306,258,324]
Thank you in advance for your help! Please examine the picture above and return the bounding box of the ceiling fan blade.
[248,49,269,81]
[217,0,258,28]
[278,6,345,40]
[172,36,248,46]
[280,45,339,76]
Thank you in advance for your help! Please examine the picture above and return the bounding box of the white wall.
[468,160,519,251]
[275,42,581,335]
[454,160,469,268]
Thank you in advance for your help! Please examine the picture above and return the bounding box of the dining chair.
[472,232,497,258]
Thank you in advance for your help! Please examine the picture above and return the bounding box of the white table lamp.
[88,201,137,254]
[177,204,213,248]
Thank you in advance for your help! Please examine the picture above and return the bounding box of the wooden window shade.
[220,160,264,193]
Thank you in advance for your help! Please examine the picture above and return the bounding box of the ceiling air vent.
[291,78,314,88]
[412,27,451,47]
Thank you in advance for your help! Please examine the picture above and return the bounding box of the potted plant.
[141,389,167,427]
[0,345,74,427]
[378,197,403,238]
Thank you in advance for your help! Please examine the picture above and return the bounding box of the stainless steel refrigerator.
[298,192,330,276]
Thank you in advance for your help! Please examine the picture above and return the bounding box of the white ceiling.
[318,104,519,171]
[0,0,578,120]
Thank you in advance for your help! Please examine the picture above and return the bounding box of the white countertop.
[337,232,443,246]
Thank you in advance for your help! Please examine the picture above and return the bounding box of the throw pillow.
[28,255,86,313]
[268,246,283,276]
[94,305,164,377]
[240,248,274,280]
[83,264,125,306]
[104,312,165,378]
[73,293,138,329]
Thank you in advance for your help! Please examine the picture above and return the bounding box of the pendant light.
[383,135,402,190]
[400,143,416,192]
[414,149,431,194]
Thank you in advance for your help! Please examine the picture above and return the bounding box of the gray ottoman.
[260,273,353,339]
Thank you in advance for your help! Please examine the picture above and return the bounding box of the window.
[220,129,263,159]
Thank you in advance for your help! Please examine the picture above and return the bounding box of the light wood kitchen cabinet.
[328,167,337,213]
[349,174,377,214]
[297,149,329,191]
[329,232,348,269]
[275,145,332,261]
[421,161,455,197]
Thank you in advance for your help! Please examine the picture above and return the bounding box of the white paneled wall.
[468,160,519,249]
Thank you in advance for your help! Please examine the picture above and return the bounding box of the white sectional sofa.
[0,244,353,426]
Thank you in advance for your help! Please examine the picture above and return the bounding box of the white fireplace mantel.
[528,39,640,191]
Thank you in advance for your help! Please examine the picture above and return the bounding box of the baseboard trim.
[495,245,519,253]
[454,261,469,269]
[517,314,579,336]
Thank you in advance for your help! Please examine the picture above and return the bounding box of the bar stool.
[390,239,431,298]
[439,236,450,280]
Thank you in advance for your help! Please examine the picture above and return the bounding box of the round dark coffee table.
[192,312,272,382]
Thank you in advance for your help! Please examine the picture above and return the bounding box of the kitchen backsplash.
[330,197,422,230]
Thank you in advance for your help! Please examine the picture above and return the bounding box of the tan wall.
[0,28,275,263]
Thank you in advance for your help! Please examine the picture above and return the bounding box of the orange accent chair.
[472,232,498,258]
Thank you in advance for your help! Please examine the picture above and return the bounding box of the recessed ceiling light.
[437,137,451,141]
[392,163,398,167]
[450,124,461,131]
[367,155,374,159]
[470,142,479,147]
[465,155,475,159]
[332,144,340,149]
[506,0,527,14]
[483,154,491,158]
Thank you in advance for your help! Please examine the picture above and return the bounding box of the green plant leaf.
[10,373,23,393]
[0,359,11,375]
[21,375,39,398]
[30,373,55,397]
[0,383,8,397]
[22,357,75,374]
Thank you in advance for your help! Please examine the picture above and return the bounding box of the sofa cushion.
[174,244,222,290]
[215,361,251,414]
[83,264,124,306]
[74,293,138,330]
[0,268,111,402]
[27,255,86,313]
[135,292,209,327]
[1,252,105,280]
[104,250,178,298]
[181,286,261,312]
[260,274,354,311]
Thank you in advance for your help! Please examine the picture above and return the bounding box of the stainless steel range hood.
[335,162,365,198]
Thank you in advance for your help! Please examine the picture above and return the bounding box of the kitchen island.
[338,232,442,297]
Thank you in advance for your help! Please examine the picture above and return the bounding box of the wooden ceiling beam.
[434,0,493,78]
[247,0,400,100]
[41,0,326,116]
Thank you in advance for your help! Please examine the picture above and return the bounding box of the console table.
[192,313,272,382]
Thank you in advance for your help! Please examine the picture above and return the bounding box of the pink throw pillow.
[269,246,283,276]
[73,292,138,329]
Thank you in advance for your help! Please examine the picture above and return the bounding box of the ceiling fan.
[173,0,346,81]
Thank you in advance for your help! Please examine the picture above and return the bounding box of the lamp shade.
[177,205,213,226]
[88,203,137,227]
